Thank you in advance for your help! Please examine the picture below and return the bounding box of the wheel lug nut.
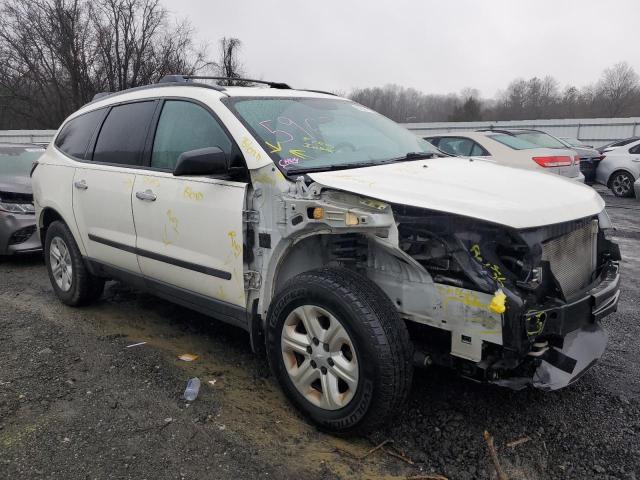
[312,337,319,346]
[320,366,327,375]
[306,346,312,354]
[327,358,334,367]
[323,343,329,352]
[310,360,317,369]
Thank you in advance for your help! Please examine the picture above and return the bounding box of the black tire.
[44,221,104,306]
[608,170,635,198]
[266,267,413,434]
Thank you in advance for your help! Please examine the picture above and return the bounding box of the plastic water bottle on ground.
[183,377,201,401]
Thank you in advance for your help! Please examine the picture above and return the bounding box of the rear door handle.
[135,189,157,202]
[74,180,88,190]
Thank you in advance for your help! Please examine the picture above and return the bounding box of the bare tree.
[596,62,640,116]
[217,37,249,85]
[0,0,213,128]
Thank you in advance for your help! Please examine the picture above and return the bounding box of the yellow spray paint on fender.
[488,289,507,314]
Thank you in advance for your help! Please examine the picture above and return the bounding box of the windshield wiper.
[286,162,380,174]
[284,152,440,175]
[385,151,440,163]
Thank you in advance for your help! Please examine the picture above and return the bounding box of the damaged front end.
[390,204,621,391]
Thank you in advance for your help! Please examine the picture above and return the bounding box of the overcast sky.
[163,0,640,98]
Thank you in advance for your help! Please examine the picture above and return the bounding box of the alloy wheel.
[612,173,632,196]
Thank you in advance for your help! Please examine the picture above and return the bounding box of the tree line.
[0,0,246,129]
[0,0,638,129]
[349,62,640,123]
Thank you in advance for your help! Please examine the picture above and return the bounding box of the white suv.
[32,76,621,433]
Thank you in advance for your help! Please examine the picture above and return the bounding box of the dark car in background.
[477,128,603,184]
[0,143,45,255]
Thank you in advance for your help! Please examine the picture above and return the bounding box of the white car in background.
[424,131,585,182]
[595,139,640,197]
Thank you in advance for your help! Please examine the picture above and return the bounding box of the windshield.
[0,146,45,177]
[512,132,566,149]
[486,134,540,150]
[225,97,439,173]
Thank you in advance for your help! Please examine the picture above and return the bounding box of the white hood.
[308,157,605,229]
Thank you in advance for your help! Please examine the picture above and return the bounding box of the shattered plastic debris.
[533,323,608,391]
[125,342,147,348]
[183,377,201,401]
[177,353,199,362]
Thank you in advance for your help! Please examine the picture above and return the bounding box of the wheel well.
[270,233,369,298]
[39,208,64,243]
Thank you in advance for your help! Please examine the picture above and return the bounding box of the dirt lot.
[1,185,639,480]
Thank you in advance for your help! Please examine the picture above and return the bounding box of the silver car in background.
[595,139,640,197]
[0,143,45,255]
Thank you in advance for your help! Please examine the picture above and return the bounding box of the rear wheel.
[44,221,104,306]
[609,170,635,197]
[266,267,413,434]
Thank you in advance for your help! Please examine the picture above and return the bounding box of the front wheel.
[266,267,413,434]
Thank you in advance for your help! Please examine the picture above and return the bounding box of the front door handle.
[135,189,157,202]
[74,180,88,190]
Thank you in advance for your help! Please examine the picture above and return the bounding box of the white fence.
[402,118,640,147]
[2,117,640,148]
[0,130,56,145]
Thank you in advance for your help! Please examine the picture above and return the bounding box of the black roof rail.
[159,75,291,89]
[299,89,338,96]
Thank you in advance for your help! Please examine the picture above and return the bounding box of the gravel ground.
[0,185,639,480]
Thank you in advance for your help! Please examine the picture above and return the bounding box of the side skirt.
[85,258,249,331]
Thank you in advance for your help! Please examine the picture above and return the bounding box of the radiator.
[542,220,598,297]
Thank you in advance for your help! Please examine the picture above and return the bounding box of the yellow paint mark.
[162,209,179,246]
[438,285,488,310]
[143,177,161,187]
[183,186,204,201]
[228,231,241,258]
[252,173,276,186]
[124,178,134,188]
[166,209,179,233]
[265,141,282,154]
[488,290,507,314]
[289,149,310,160]
[241,137,263,161]
[162,225,172,246]
[274,170,285,180]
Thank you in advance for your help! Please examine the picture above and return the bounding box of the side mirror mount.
[173,147,228,176]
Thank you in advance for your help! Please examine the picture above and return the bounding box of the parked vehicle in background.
[560,136,594,149]
[424,131,585,181]
[595,139,640,197]
[0,143,44,255]
[477,128,603,184]
[634,177,640,200]
[33,76,620,433]
[597,137,640,154]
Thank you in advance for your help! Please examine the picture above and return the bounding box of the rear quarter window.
[92,101,156,166]
[55,109,107,159]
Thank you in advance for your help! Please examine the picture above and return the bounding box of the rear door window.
[92,101,156,166]
[151,101,233,170]
[55,109,106,159]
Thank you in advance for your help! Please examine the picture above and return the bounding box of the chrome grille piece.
[542,220,598,297]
